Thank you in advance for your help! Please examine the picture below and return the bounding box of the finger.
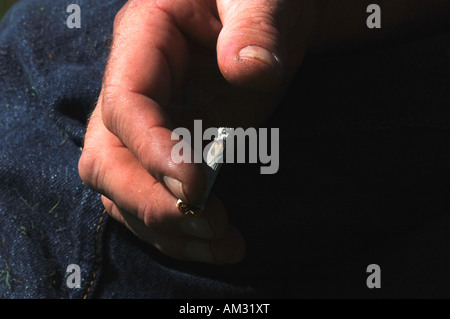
[112,0,130,30]
[216,0,304,90]
[101,1,206,203]
[154,0,222,49]
[79,107,229,240]
[102,196,245,264]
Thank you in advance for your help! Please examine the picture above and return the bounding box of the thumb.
[216,0,300,91]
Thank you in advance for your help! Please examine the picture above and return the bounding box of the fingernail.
[163,176,187,202]
[184,240,216,264]
[179,217,214,240]
[239,46,280,73]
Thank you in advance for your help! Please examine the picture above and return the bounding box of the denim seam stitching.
[83,208,107,299]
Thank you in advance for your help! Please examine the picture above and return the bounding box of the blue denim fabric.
[1,0,450,298]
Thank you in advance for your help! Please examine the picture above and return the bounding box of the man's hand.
[78,0,316,264]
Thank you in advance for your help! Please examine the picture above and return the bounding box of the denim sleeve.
[1,0,450,299]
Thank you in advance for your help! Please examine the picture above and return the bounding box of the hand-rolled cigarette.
[176,127,233,216]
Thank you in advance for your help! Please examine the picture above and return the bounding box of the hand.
[78,0,316,264]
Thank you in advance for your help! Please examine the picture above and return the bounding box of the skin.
[78,0,450,264]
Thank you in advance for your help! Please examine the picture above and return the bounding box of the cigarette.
[177,127,233,216]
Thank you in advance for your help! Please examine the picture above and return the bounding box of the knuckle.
[226,1,280,40]
[236,12,279,40]
[139,200,157,228]
[100,84,122,133]
[250,12,276,31]
[113,5,127,30]
[124,0,167,17]
[131,126,165,179]
[133,135,153,172]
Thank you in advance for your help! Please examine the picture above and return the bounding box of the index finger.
[101,1,205,203]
